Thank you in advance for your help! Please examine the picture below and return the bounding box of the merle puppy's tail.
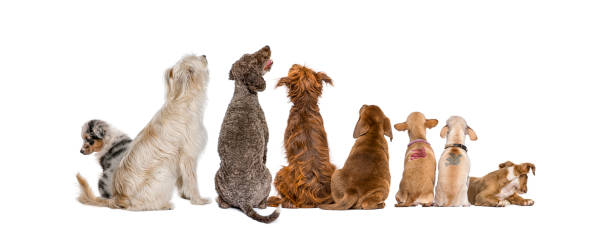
[241,205,280,223]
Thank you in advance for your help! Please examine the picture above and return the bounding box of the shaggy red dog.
[267,64,336,208]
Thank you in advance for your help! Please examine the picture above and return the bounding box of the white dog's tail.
[75,173,116,208]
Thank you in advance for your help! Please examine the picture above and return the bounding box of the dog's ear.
[425,119,438,129]
[519,163,536,176]
[499,161,515,169]
[92,123,105,139]
[384,117,393,141]
[245,72,265,93]
[466,126,478,141]
[316,72,333,85]
[353,117,369,139]
[276,76,291,88]
[394,122,408,131]
[440,125,449,138]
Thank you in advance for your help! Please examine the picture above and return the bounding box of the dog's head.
[164,54,209,100]
[440,116,477,142]
[394,112,437,139]
[498,161,516,169]
[276,64,332,101]
[229,45,273,93]
[80,120,107,155]
[353,105,393,141]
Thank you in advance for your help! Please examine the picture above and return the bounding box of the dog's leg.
[361,191,387,209]
[258,198,267,209]
[475,192,508,207]
[178,155,210,205]
[507,193,534,206]
[216,197,231,209]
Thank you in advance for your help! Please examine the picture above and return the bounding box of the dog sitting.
[76,54,211,210]
[394,112,438,207]
[320,105,392,210]
[434,116,477,207]
[468,161,535,206]
[267,64,336,208]
[80,119,132,198]
[215,46,279,223]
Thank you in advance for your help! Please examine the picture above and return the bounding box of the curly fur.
[267,64,336,208]
[215,46,279,223]
[76,54,211,210]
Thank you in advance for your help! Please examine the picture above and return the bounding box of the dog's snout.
[80,149,85,154]
[201,54,206,59]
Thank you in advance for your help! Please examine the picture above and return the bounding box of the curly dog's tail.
[241,205,280,223]
[76,173,116,208]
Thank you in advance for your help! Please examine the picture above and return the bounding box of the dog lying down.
[80,119,132,198]
[468,161,535,207]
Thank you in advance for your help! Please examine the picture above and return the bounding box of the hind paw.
[191,197,211,205]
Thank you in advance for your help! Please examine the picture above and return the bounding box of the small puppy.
[394,112,438,207]
[434,116,477,207]
[76,54,211,210]
[80,119,132,198]
[268,64,336,208]
[320,105,392,210]
[215,46,279,223]
[468,161,535,206]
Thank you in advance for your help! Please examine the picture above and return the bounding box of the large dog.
[320,105,392,210]
[215,46,279,223]
[434,116,477,207]
[268,64,336,208]
[76,54,211,210]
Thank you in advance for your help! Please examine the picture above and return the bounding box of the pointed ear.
[276,76,291,88]
[316,72,333,85]
[440,125,448,138]
[467,126,478,141]
[499,161,515,169]
[384,117,393,141]
[394,122,408,131]
[353,117,369,139]
[425,119,438,129]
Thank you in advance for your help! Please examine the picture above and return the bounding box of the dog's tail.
[319,190,358,210]
[266,196,282,207]
[76,173,115,208]
[240,205,280,224]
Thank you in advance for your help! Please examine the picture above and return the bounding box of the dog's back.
[435,147,470,206]
[396,143,436,206]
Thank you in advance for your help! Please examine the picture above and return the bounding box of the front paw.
[191,197,211,205]
[523,199,534,206]
[497,200,510,207]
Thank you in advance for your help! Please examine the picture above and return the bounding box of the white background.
[1,0,610,242]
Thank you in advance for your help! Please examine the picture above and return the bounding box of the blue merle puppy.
[80,119,131,198]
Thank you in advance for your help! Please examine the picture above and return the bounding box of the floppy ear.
[425,119,438,129]
[164,68,177,99]
[394,122,408,131]
[383,117,393,141]
[353,117,369,139]
[467,126,478,141]
[522,163,536,176]
[440,125,449,138]
[316,72,333,85]
[498,161,515,169]
[92,123,105,139]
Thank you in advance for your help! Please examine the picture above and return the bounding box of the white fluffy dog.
[76,54,211,210]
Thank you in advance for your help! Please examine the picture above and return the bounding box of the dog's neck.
[445,129,466,146]
[96,127,130,160]
[408,130,427,141]
[233,82,258,98]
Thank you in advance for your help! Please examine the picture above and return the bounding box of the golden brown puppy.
[468,161,535,207]
[320,105,392,210]
[394,112,438,207]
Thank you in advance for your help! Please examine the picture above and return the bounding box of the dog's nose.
[80,149,85,154]
[201,54,206,59]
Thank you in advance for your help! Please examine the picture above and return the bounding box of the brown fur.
[468,161,535,207]
[319,105,392,210]
[394,112,438,207]
[268,65,336,208]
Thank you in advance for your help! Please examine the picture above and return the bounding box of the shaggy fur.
[76,54,211,210]
[80,119,132,198]
[434,116,477,207]
[267,64,336,208]
[215,46,280,223]
[468,161,535,206]
[394,112,438,207]
[320,105,392,210]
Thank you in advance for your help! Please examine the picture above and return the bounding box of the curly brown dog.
[468,161,535,207]
[320,105,392,210]
[267,64,336,208]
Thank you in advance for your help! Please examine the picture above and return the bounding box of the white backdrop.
[1,0,610,242]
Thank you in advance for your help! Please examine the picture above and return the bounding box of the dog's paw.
[161,203,174,210]
[523,199,534,206]
[497,200,510,207]
[191,197,211,205]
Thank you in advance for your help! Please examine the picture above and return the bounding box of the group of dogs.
[76,46,536,224]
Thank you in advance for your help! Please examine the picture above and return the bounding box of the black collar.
[445,144,467,152]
